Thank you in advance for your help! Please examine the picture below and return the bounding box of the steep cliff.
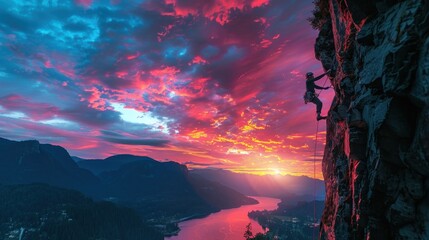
[315,0,429,239]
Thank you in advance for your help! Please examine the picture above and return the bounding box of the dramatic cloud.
[101,136,170,147]
[0,0,332,178]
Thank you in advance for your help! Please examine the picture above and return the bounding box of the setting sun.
[272,168,282,175]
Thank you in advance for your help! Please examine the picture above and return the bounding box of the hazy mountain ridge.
[76,152,325,203]
[190,168,325,201]
[96,158,258,219]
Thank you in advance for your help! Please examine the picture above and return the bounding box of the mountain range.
[74,153,325,202]
[191,168,325,201]
[0,137,256,227]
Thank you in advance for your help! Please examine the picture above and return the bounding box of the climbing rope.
[313,120,319,240]
[313,73,330,240]
[316,74,331,98]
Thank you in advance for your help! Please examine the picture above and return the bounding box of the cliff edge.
[314,0,429,239]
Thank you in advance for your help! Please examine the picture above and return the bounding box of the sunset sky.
[0,0,333,179]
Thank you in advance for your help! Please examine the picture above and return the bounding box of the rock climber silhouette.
[304,69,331,121]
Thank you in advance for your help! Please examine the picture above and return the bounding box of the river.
[165,196,280,240]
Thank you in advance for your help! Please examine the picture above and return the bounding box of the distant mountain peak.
[104,154,155,162]
[76,154,159,175]
[191,168,325,200]
[0,137,100,197]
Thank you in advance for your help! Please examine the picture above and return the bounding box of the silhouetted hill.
[0,184,163,240]
[275,200,324,219]
[191,168,325,201]
[76,154,155,175]
[99,159,257,219]
[100,160,192,200]
[190,174,259,209]
[0,138,101,197]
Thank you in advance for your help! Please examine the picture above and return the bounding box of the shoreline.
[164,197,260,237]
[164,196,280,240]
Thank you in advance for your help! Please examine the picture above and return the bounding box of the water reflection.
[166,196,280,240]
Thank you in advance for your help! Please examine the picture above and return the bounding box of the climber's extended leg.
[312,97,326,121]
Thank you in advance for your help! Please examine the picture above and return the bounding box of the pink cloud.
[191,56,208,65]
[165,0,270,25]
[75,0,93,8]
[0,95,60,121]
[251,0,269,8]
[83,87,112,111]
[126,53,140,60]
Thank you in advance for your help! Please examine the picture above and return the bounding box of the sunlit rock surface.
[315,0,429,239]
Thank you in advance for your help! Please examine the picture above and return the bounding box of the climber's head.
[306,72,314,79]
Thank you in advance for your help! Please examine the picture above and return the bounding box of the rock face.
[315,0,429,239]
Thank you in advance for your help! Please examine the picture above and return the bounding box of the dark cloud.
[62,105,121,127]
[0,9,36,33]
[101,136,170,147]
[62,21,93,32]
[99,130,124,137]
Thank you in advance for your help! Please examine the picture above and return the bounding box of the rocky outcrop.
[315,0,429,239]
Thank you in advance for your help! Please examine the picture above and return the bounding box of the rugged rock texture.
[315,0,429,239]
